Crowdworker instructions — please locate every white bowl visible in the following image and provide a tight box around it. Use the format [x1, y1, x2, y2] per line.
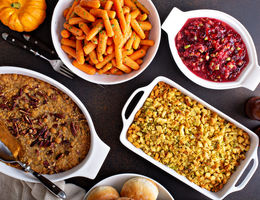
[84, 173, 174, 200]
[0, 66, 110, 182]
[162, 7, 260, 91]
[51, 0, 161, 85]
[120, 76, 259, 200]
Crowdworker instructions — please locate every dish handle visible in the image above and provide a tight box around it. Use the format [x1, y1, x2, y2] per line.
[73, 133, 110, 180]
[162, 7, 184, 34]
[231, 151, 258, 193]
[121, 86, 147, 123]
[241, 65, 260, 91]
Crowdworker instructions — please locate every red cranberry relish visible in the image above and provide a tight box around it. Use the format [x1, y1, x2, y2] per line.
[175, 17, 249, 82]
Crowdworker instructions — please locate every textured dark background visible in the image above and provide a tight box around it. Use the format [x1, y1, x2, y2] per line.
[0, 0, 259, 199]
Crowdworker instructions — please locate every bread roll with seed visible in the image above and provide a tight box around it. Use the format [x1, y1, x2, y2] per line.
[86, 186, 119, 200]
[120, 177, 159, 200]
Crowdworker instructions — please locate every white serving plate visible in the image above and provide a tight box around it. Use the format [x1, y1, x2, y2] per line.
[51, 0, 161, 85]
[0, 66, 110, 182]
[84, 173, 174, 200]
[120, 76, 259, 200]
[162, 7, 260, 91]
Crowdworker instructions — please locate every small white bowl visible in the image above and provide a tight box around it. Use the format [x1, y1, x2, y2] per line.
[51, 0, 161, 85]
[84, 173, 174, 200]
[162, 7, 260, 91]
[0, 66, 110, 183]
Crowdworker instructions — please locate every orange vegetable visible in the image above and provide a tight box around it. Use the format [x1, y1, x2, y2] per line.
[63, 7, 70, 18]
[61, 30, 71, 38]
[104, 0, 113, 10]
[139, 21, 152, 31]
[97, 31, 108, 62]
[114, 0, 127, 34]
[140, 39, 154, 46]
[131, 19, 145, 39]
[66, 0, 80, 20]
[69, 17, 88, 25]
[83, 42, 97, 55]
[124, 0, 137, 10]
[111, 19, 123, 47]
[61, 38, 76, 48]
[76, 40, 85, 64]
[61, 45, 76, 58]
[98, 62, 113, 74]
[72, 60, 97, 75]
[74, 5, 96, 22]
[85, 19, 104, 41]
[0, 0, 46, 32]
[80, 0, 100, 8]
[129, 48, 146, 60]
[89, 50, 99, 64]
[64, 23, 83, 36]
[96, 53, 115, 69]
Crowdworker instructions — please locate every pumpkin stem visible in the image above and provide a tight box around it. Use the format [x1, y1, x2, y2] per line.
[11, 2, 21, 9]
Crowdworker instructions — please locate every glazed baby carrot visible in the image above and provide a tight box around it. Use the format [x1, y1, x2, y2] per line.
[83, 42, 97, 55]
[111, 19, 124, 47]
[97, 31, 108, 62]
[61, 45, 76, 58]
[74, 5, 96, 22]
[76, 35, 86, 40]
[61, 30, 71, 38]
[107, 37, 113, 45]
[116, 63, 132, 73]
[64, 23, 83, 36]
[137, 13, 147, 21]
[63, 7, 70, 18]
[69, 17, 88, 25]
[129, 48, 146, 60]
[104, 0, 113, 10]
[89, 50, 99, 64]
[80, 0, 101, 8]
[98, 62, 113, 74]
[72, 60, 97, 75]
[61, 38, 76, 48]
[96, 53, 115, 69]
[114, 0, 127, 34]
[136, 58, 143, 65]
[66, 0, 80, 20]
[130, 19, 145, 39]
[125, 32, 135, 50]
[139, 21, 152, 31]
[130, 9, 140, 19]
[124, 0, 137, 10]
[123, 53, 140, 70]
[86, 19, 104, 41]
[133, 0, 149, 14]
[79, 22, 90, 35]
[76, 40, 85, 64]
[133, 34, 140, 49]
[140, 39, 154, 46]
[115, 46, 123, 67]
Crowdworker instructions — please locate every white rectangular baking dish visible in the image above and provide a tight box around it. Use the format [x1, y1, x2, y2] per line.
[120, 76, 259, 200]
[0, 66, 110, 182]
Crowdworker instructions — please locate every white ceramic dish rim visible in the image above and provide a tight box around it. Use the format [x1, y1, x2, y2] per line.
[84, 173, 174, 200]
[120, 76, 259, 200]
[0, 66, 110, 183]
[162, 7, 260, 91]
[51, 0, 161, 85]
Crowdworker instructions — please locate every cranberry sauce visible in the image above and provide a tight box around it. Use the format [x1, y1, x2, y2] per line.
[175, 17, 249, 82]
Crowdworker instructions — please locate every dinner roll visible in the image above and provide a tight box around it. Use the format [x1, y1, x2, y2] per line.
[120, 177, 159, 200]
[86, 186, 119, 200]
[116, 198, 134, 200]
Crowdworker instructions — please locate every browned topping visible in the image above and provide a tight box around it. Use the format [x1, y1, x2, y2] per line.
[0, 74, 91, 174]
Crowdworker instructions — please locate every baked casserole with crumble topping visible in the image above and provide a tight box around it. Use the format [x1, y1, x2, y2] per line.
[127, 82, 250, 192]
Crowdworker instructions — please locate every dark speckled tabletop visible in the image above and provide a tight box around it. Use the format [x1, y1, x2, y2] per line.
[0, 0, 259, 199]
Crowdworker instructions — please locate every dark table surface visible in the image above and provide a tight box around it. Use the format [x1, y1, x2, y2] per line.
[0, 0, 259, 199]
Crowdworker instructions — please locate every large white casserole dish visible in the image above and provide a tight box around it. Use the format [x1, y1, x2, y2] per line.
[0, 66, 110, 182]
[120, 76, 259, 200]
[51, 0, 161, 85]
[162, 7, 260, 91]
[84, 173, 174, 200]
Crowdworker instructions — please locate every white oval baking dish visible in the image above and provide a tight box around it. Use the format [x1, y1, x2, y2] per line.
[0, 66, 110, 183]
[162, 7, 260, 91]
[84, 173, 174, 200]
[120, 76, 259, 200]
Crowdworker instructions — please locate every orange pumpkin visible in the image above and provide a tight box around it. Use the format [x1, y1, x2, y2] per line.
[0, 0, 46, 32]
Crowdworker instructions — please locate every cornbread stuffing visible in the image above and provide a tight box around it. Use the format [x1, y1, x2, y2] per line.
[127, 82, 250, 192]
